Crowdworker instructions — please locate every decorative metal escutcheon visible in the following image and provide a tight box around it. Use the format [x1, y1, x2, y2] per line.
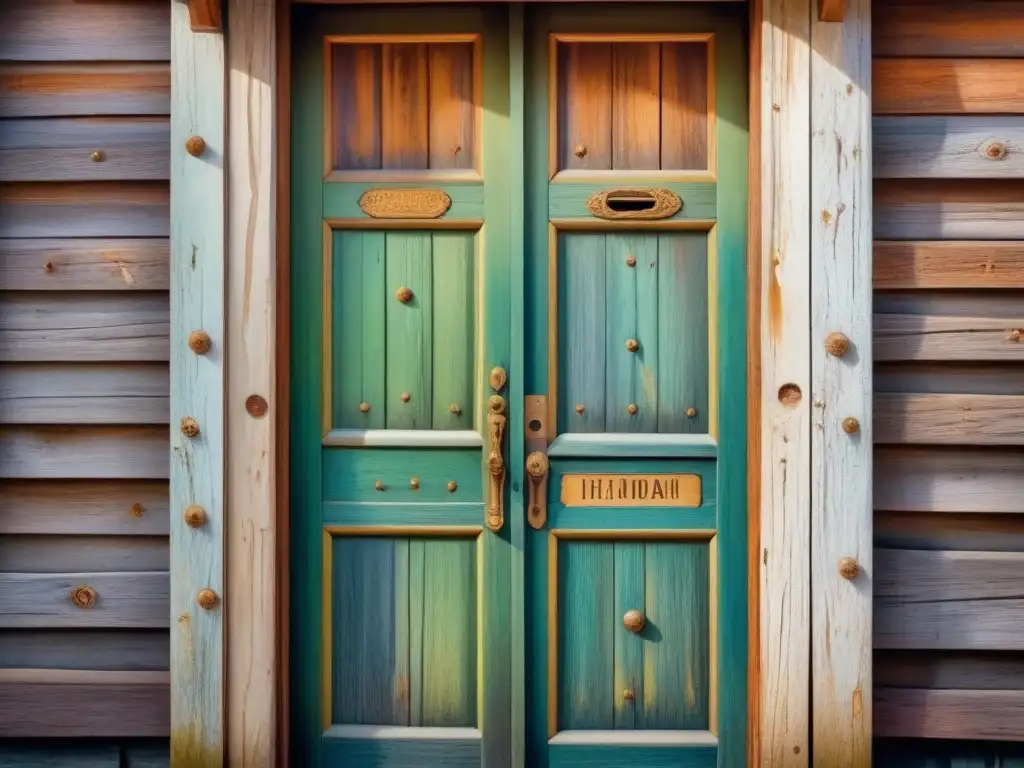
[586, 188, 682, 221]
[358, 189, 452, 219]
[485, 395, 507, 533]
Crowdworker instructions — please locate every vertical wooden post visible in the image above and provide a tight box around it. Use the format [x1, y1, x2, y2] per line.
[170, 1, 226, 765]
[810, 0, 873, 762]
[226, 0, 278, 764]
[758, 0, 812, 764]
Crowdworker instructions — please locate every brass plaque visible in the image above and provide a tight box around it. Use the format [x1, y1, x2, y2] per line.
[358, 189, 452, 219]
[560, 473, 701, 508]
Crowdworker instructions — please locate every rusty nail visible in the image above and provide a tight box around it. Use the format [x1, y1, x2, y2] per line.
[375, 480, 384, 491]
[185, 136, 206, 157]
[626, 403, 638, 415]
[180, 417, 200, 438]
[90, 150, 106, 162]
[625, 339, 640, 353]
[626, 255, 637, 267]
[400, 392, 411, 403]
[70, 586, 97, 609]
[184, 505, 207, 528]
[197, 589, 218, 610]
[838, 557, 860, 581]
[188, 330, 212, 355]
[359, 402, 370, 413]
[686, 407, 698, 418]
[410, 477, 420, 490]
[575, 404, 585, 414]
[130, 502, 145, 518]
[825, 332, 851, 358]
[395, 286, 414, 304]
[246, 394, 268, 419]
[447, 480, 457, 493]
[842, 417, 860, 434]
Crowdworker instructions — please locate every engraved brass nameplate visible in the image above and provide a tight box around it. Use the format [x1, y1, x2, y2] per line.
[358, 189, 452, 219]
[560, 473, 701, 508]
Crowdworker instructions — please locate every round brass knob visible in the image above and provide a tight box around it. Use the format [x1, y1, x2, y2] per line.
[625, 339, 640, 353]
[180, 417, 200, 438]
[449, 403, 461, 415]
[395, 286, 413, 303]
[410, 477, 420, 490]
[375, 480, 384, 491]
[185, 136, 206, 157]
[90, 150, 106, 163]
[188, 330, 212, 355]
[575, 404, 585, 414]
[626, 403, 638, 415]
[686, 407, 698, 418]
[447, 480, 457, 493]
[625, 255, 636, 267]
[842, 417, 860, 434]
[184, 504, 207, 528]
[197, 589, 218, 610]
[825, 332, 851, 358]
[623, 689, 636, 702]
[838, 557, 860, 581]
[359, 402, 370, 413]
[574, 145, 587, 159]
[622, 609, 645, 633]
[70, 586, 97, 609]
[400, 392, 411, 403]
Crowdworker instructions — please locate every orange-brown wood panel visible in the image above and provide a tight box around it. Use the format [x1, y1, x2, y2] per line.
[874, 241, 1024, 290]
[380, 43, 429, 169]
[0, 64, 170, 117]
[874, 59, 1024, 115]
[873, 0, 1024, 58]
[612, 42, 661, 169]
[428, 43, 475, 171]
[661, 42, 708, 171]
[558, 42, 613, 171]
[875, 688, 1024, 741]
[332, 44, 381, 171]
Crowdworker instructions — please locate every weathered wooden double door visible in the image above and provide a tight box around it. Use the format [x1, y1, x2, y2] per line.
[290, 3, 747, 766]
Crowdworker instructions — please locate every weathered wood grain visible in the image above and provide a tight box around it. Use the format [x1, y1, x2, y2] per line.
[873, 0, 1024, 58]
[0, 64, 171, 118]
[0, 238, 170, 291]
[0, 363, 169, 424]
[0, 572, 169, 629]
[0, 536, 168, 574]
[875, 688, 1024, 741]
[0, 0, 170, 62]
[874, 59, 1024, 115]
[875, 363, 1024, 396]
[810, 1, 872, 760]
[170, 1, 225, 763]
[759, 0, 812, 763]
[0, 630, 169, 671]
[874, 315, 1024, 363]
[873, 241, 1024, 290]
[0, 426, 168, 480]
[0, 183, 170, 239]
[559, 42, 612, 171]
[875, 394, 1024, 445]
[874, 446, 1024, 514]
[0, 118, 170, 182]
[876, 511, 1024, 553]
[0, 669, 169, 737]
[612, 42, 660, 170]
[874, 117, 1024, 179]
[875, 650, 1024, 690]
[0, 480, 169, 535]
[0, 292, 170, 362]
[874, 180, 1024, 240]
[226, 0, 278, 761]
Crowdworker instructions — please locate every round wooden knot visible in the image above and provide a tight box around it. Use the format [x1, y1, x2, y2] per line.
[686, 407, 698, 418]
[184, 504, 207, 528]
[575, 404, 585, 414]
[825, 332, 851, 358]
[395, 286, 414, 304]
[185, 135, 206, 157]
[1009, 328, 1022, 343]
[90, 150, 106, 163]
[842, 416, 860, 434]
[778, 383, 803, 407]
[359, 402, 370, 413]
[130, 502, 145, 518]
[180, 417, 200, 438]
[623, 689, 636, 702]
[983, 140, 1007, 160]
[375, 480, 385, 491]
[625, 339, 640, 353]
[626, 403, 638, 415]
[574, 145, 587, 159]
[625, 255, 637, 267]
[400, 392, 411, 403]
[838, 557, 860, 581]
[196, 589, 218, 610]
[43, 261, 55, 273]
[246, 394, 268, 419]
[622, 609, 645, 633]
[410, 477, 420, 490]
[453, 144, 462, 156]
[188, 330, 212, 355]
[70, 585, 97, 609]
[448, 403, 461, 415]
[447, 480, 458, 493]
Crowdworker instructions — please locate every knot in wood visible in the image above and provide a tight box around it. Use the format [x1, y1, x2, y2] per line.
[70, 585, 97, 609]
[625, 338, 640, 353]
[447, 480, 458, 493]
[395, 286, 414, 304]
[188, 330, 212, 355]
[184, 504, 207, 528]
[778, 383, 803, 407]
[43, 261, 55, 273]
[574, 144, 587, 159]
[842, 416, 860, 434]
[825, 332, 851, 357]
[246, 394, 268, 419]
[983, 140, 1007, 160]
[686, 407, 698, 418]
[185, 135, 206, 158]
[838, 557, 860, 581]
[197, 589, 218, 610]
[130, 502, 145, 518]
[1009, 328, 1022, 343]
[448, 403, 461, 415]
[622, 609, 645, 633]
[626, 255, 637, 267]
[180, 417, 200, 438]
[90, 150, 106, 163]
[626, 403, 638, 415]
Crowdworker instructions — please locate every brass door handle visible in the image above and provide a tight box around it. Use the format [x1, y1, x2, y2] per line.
[486, 395, 507, 532]
[526, 452, 549, 530]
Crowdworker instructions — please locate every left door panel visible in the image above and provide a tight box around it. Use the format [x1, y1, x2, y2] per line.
[290, 6, 513, 766]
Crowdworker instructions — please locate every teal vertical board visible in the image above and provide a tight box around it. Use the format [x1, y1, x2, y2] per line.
[559, 542, 614, 730]
[642, 543, 709, 730]
[561, 234, 606, 433]
[334, 231, 386, 429]
[431, 232, 475, 431]
[419, 539, 477, 727]
[333, 537, 410, 726]
[605, 234, 659, 433]
[612, 542, 644, 729]
[409, 539, 425, 727]
[386, 232, 433, 428]
[656, 233, 709, 434]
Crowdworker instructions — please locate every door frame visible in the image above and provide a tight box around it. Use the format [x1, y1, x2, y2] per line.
[212, 0, 875, 764]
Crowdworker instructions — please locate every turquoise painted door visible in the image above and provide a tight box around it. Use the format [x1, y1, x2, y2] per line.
[291, 4, 747, 767]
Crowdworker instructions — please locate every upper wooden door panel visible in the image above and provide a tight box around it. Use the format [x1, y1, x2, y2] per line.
[553, 35, 714, 179]
[326, 35, 481, 179]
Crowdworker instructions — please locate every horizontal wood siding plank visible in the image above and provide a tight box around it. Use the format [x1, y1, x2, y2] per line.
[0, 426, 168, 479]
[875, 688, 1024, 740]
[0, 238, 170, 291]
[876, 511, 1024, 553]
[874, 393, 1024, 445]
[875, 363, 1024, 396]
[0, 0, 169, 61]
[0, 745, 121, 767]
[0, 64, 170, 118]
[876, 598, 1024, 651]
[874, 180, 1024, 240]
[873, 0, 1024, 58]
[0, 480, 169, 535]
[0, 572, 169, 629]
[874, 59, 1024, 115]
[873, 116, 1024, 178]
[873, 241, 1024, 290]
[0, 363, 169, 424]
[0, 118, 170, 182]
[0, 669, 169, 737]
[0, 292, 170, 362]
[875, 650, 1024, 690]
[0, 183, 170, 238]
[0, 629, 169, 671]
[874, 447, 1024, 513]
[0, 536, 169, 573]
[875, 548, 1024, 602]
[874, 314, 1024, 362]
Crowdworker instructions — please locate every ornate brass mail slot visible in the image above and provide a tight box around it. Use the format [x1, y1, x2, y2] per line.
[560, 473, 701, 508]
[585, 188, 682, 220]
[358, 189, 452, 219]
